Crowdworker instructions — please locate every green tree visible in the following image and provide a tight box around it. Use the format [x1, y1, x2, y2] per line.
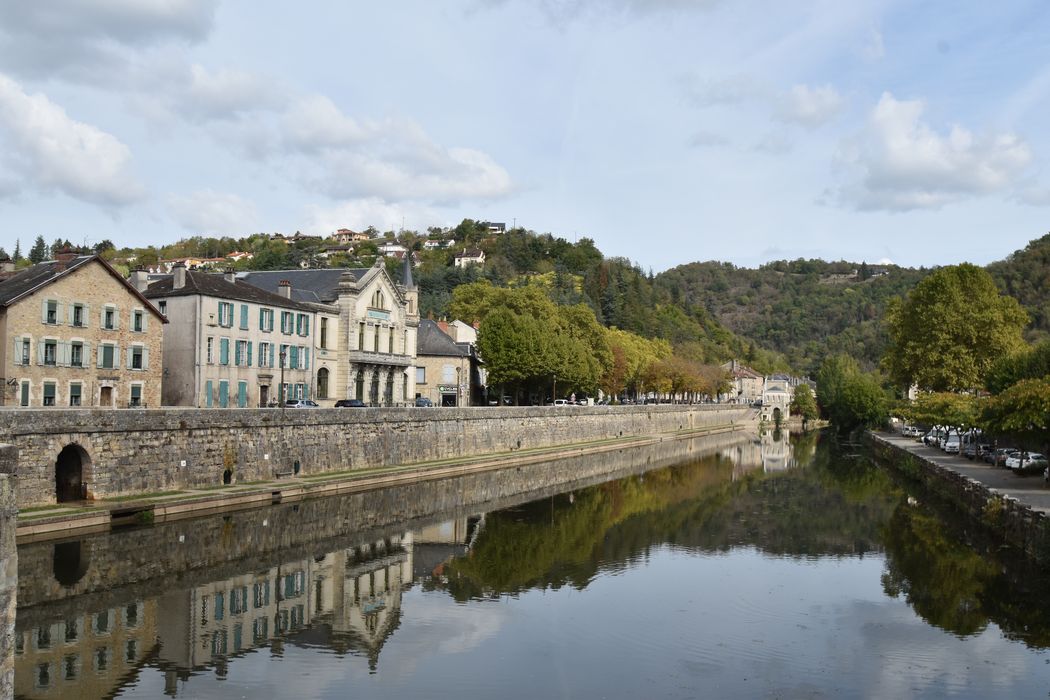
[28, 235, 48, 263]
[12, 239, 21, 262]
[980, 378, 1050, 454]
[790, 384, 818, 423]
[816, 354, 887, 431]
[883, 263, 1028, 392]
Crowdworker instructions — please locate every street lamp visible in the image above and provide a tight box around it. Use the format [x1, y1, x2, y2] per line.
[279, 349, 287, 409]
[552, 373, 557, 405]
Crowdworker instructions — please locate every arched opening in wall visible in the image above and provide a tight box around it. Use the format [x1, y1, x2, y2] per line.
[317, 368, 329, 400]
[53, 540, 89, 587]
[773, 407, 783, 426]
[55, 444, 90, 503]
[223, 469, 233, 485]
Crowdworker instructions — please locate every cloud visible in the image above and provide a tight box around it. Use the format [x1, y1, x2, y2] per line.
[168, 190, 259, 234]
[753, 130, 793, 154]
[683, 74, 764, 108]
[183, 64, 287, 121]
[776, 84, 843, 128]
[476, 0, 721, 21]
[688, 130, 730, 148]
[0, 73, 144, 206]
[835, 92, 1032, 211]
[863, 27, 885, 61]
[282, 99, 513, 204]
[303, 198, 437, 235]
[1014, 182, 1050, 206]
[0, 0, 218, 79]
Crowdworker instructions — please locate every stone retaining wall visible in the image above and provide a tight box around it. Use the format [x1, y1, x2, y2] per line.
[0, 445, 17, 700]
[0, 405, 752, 507]
[870, 434, 1050, 562]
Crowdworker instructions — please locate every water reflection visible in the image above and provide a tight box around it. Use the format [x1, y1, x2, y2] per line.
[12, 431, 1050, 698]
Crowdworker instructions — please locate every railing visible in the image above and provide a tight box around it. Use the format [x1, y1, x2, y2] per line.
[346, 350, 413, 367]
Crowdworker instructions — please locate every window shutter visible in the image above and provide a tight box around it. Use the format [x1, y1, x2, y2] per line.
[247, 342, 253, 367]
[97, 346, 104, 368]
[305, 316, 310, 336]
[37, 341, 45, 365]
[12, 337, 20, 365]
[259, 307, 265, 330]
[143, 347, 149, 370]
[83, 303, 91, 328]
[127, 347, 134, 369]
[83, 342, 91, 367]
[56, 302, 65, 325]
[114, 309, 120, 330]
[141, 312, 148, 332]
[58, 341, 70, 367]
[67, 304, 75, 324]
[240, 304, 248, 329]
[113, 347, 120, 368]
[41, 300, 49, 323]
[305, 348, 310, 370]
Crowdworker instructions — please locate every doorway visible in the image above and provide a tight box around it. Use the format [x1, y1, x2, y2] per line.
[100, 386, 113, 407]
[56, 444, 88, 503]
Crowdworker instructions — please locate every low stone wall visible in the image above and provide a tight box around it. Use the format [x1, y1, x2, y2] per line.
[870, 434, 1050, 562]
[0, 445, 17, 700]
[0, 405, 752, 507]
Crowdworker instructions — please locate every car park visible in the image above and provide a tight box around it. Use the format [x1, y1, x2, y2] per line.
[334, 399, 366, 408]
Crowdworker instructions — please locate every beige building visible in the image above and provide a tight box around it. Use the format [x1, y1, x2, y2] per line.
[720, 360, 764, 404]
[241, 257, 419, 406]
[414, 319, 483, 406]
[0, 253, 165, 409]
[140, 265, 339, 407]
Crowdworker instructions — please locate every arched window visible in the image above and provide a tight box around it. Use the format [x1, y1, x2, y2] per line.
[371, 289, 385, 309]
[317, 367, 329, 399]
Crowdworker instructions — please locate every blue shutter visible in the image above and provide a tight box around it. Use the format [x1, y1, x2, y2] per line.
[247, 342, 253, 367]
[219, 381, 229, 408]
[205, 380, 213, 408]
[238, 381, 248, 408]
[220, 338, 229, 365]
[240, 305, 248, 330]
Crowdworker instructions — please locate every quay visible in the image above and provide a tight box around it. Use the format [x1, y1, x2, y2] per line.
[871, 432, 1050, 561]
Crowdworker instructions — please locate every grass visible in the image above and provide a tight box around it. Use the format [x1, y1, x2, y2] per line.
[102, 491, 184, 502]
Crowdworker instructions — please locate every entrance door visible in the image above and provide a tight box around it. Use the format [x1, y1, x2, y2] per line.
[260, 385, 269, 407]
[55, 445, 84, 502]
[100, 386, 113, 407]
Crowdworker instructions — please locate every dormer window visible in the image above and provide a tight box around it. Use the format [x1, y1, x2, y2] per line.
[371, 290, 385, 309]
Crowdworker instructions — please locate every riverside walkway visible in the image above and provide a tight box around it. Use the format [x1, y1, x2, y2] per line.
[877, 432, 1050, 513]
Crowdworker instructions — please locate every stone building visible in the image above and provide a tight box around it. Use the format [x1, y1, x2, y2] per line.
[140, 265, 339, 407]
[720, 360, 764, 404]
[760, 373, 794, 423]
[414, 319, 484, 407]
[0, 253, 165, 409]
[240, 257, 419, 406]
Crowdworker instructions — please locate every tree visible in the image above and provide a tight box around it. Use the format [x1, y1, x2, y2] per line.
[790, 384, 818, 424]
[816, 354, 887, 432]
[883, 264, 1028, 392]
[12, 239, 21, 262]
[28, 235, 48, 263]
[980, 378, 1050, 454]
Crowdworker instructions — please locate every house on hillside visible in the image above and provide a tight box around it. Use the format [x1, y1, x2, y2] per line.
[0, 252, 166, 408]
[454, 249, 485, 268]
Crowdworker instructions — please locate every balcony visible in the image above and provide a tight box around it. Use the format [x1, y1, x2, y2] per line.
[346, 350, 412, 367]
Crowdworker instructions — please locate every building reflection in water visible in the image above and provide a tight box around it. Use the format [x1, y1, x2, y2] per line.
[721, 428, 798, 477]
[13, 520, 483, 698]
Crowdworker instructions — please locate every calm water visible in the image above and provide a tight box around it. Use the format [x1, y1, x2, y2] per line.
[14, 431, 1050, 699]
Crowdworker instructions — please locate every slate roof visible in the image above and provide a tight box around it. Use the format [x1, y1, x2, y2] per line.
[238, 268, 370, 304]
[0, 255, 166, 320]
[143, 269, 324, 312]
[417, 319, 470, 357]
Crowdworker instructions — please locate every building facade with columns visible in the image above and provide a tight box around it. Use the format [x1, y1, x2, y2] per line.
[140, 265, 340, 407]
[239, 257, 419, 406]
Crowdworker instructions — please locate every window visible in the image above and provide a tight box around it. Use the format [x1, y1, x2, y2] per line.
[130, 346, 144, 370]
[253, 582, 270, 608]
[206, 337, 214, 364]
[219, 338, 230, 366]
[259, 308, 274, 332]
[279, 344, 289, 368]
[72, 304, 84, 327]
[259, 342, 270, 368]
[43, 383, 55, 406]
[69, 383, 82, 407]
[218, 302, 234, 327]
[371, 289, 385, 309]
[132, 310, 144, 332]
[214, 594, 225, 622]
[416, 366, 426, 384]
[239, 304, 249, 330]
[317, 368, 329, 399]
[158, 300, 166, 317]
[20, 338, 30, 365]
[20, 381, 29, 407]
[388, 329, 394, 354]
[103, 307, 115, 330]
[218, 380, 229, 408]
[95, 611, 109, 635]
[288, 345, 298, 369]
[100, 344, 115, 369]
[43, 340, 57, 366]
[280, 311, 293, 335]
[130, 384, 142, 407]
[320, 318, 328, 348]
[205, 380, 213, 408]
[373, 327, 380, 353]
[296, 313, 309, 336]
[358, 322, 365, 350]
[235, 340, 248, 366]
[45, 300, 58, 325]
[70, 342, 83, 368]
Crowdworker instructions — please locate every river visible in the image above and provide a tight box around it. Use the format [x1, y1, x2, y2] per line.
[11, 430, 1050, 698]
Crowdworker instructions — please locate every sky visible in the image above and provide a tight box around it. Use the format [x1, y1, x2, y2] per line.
[0, 0, 1048, 272]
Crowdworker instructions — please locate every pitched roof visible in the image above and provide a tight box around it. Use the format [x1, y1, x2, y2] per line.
[417, 319, 470, 357]
[143, 269, 325, 312]
[0, 255, 166, 321]
[238, 268, 370, 303]
[455, 249, 484, 258]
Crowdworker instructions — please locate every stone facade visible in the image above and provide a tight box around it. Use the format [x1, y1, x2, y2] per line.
[0, 256, 165, 409]
[0, 405, 752, 507]
[0, 445, 17, 700]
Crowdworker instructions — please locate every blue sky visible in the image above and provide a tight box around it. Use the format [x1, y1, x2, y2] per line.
[0, 0, 1048, 271]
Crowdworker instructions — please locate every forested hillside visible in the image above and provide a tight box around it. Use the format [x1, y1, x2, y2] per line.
[987, 233, 1050, 343]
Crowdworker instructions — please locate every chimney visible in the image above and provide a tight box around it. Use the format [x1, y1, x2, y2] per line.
[53, 247, 78, 272]
[130, 267, 150, 292]
[173, 262, 187, 290]
[224, 267, 236, 284]
[278, 280, 292, 299]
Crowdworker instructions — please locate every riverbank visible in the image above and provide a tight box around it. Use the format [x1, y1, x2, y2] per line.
[17, 421, 746, 542]
[870, 432, 1050, 562]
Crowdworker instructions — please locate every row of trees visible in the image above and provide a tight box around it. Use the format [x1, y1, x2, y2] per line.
[448, 281, 731, 403]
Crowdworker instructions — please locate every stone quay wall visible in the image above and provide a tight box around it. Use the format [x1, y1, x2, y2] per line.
[16, 428, 750, 619]
[0, 404, 753, 507]
[0, 445, 17, 700]
[870, 434, 1050, 563]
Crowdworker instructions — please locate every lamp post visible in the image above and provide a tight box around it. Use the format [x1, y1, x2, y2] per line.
[279, 349, 287, 409]
[552, 373, 557, 405]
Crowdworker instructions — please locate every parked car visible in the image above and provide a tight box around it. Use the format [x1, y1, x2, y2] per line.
[962, 443, 978, 459]
[1007, 452, 1046, 473]
[414, 397, 433, 407]
[285, 399, 320, 408]
[987, 448, 1016, 467]
[943, 436, 961, 454]
[553, 399, 569, 406]
[334, 399, 366, 408]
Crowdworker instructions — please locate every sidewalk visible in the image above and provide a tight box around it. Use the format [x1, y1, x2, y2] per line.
[877, 433, 1050, 514]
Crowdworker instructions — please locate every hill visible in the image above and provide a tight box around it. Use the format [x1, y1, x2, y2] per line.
[987, 233, 1050, 343]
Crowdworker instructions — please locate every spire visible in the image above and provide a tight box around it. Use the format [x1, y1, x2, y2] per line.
[402, 251, 415, 289]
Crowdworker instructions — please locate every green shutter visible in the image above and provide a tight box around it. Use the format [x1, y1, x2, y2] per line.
[219, 381, 229, 408]
[304, 316, 310, 336]
[289, 346, 298, 368]
[205, 380, 213, 407]
[240, 304, 248, 330]
[220, 338, 229, 365]
[304, 347, 310, 370]
[247, 342, 253, 367]
[270, 344, 275, 367]
[259, 307, 265, 330]
[235, 341, 242, 366]
[238, 381, 248, 408]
